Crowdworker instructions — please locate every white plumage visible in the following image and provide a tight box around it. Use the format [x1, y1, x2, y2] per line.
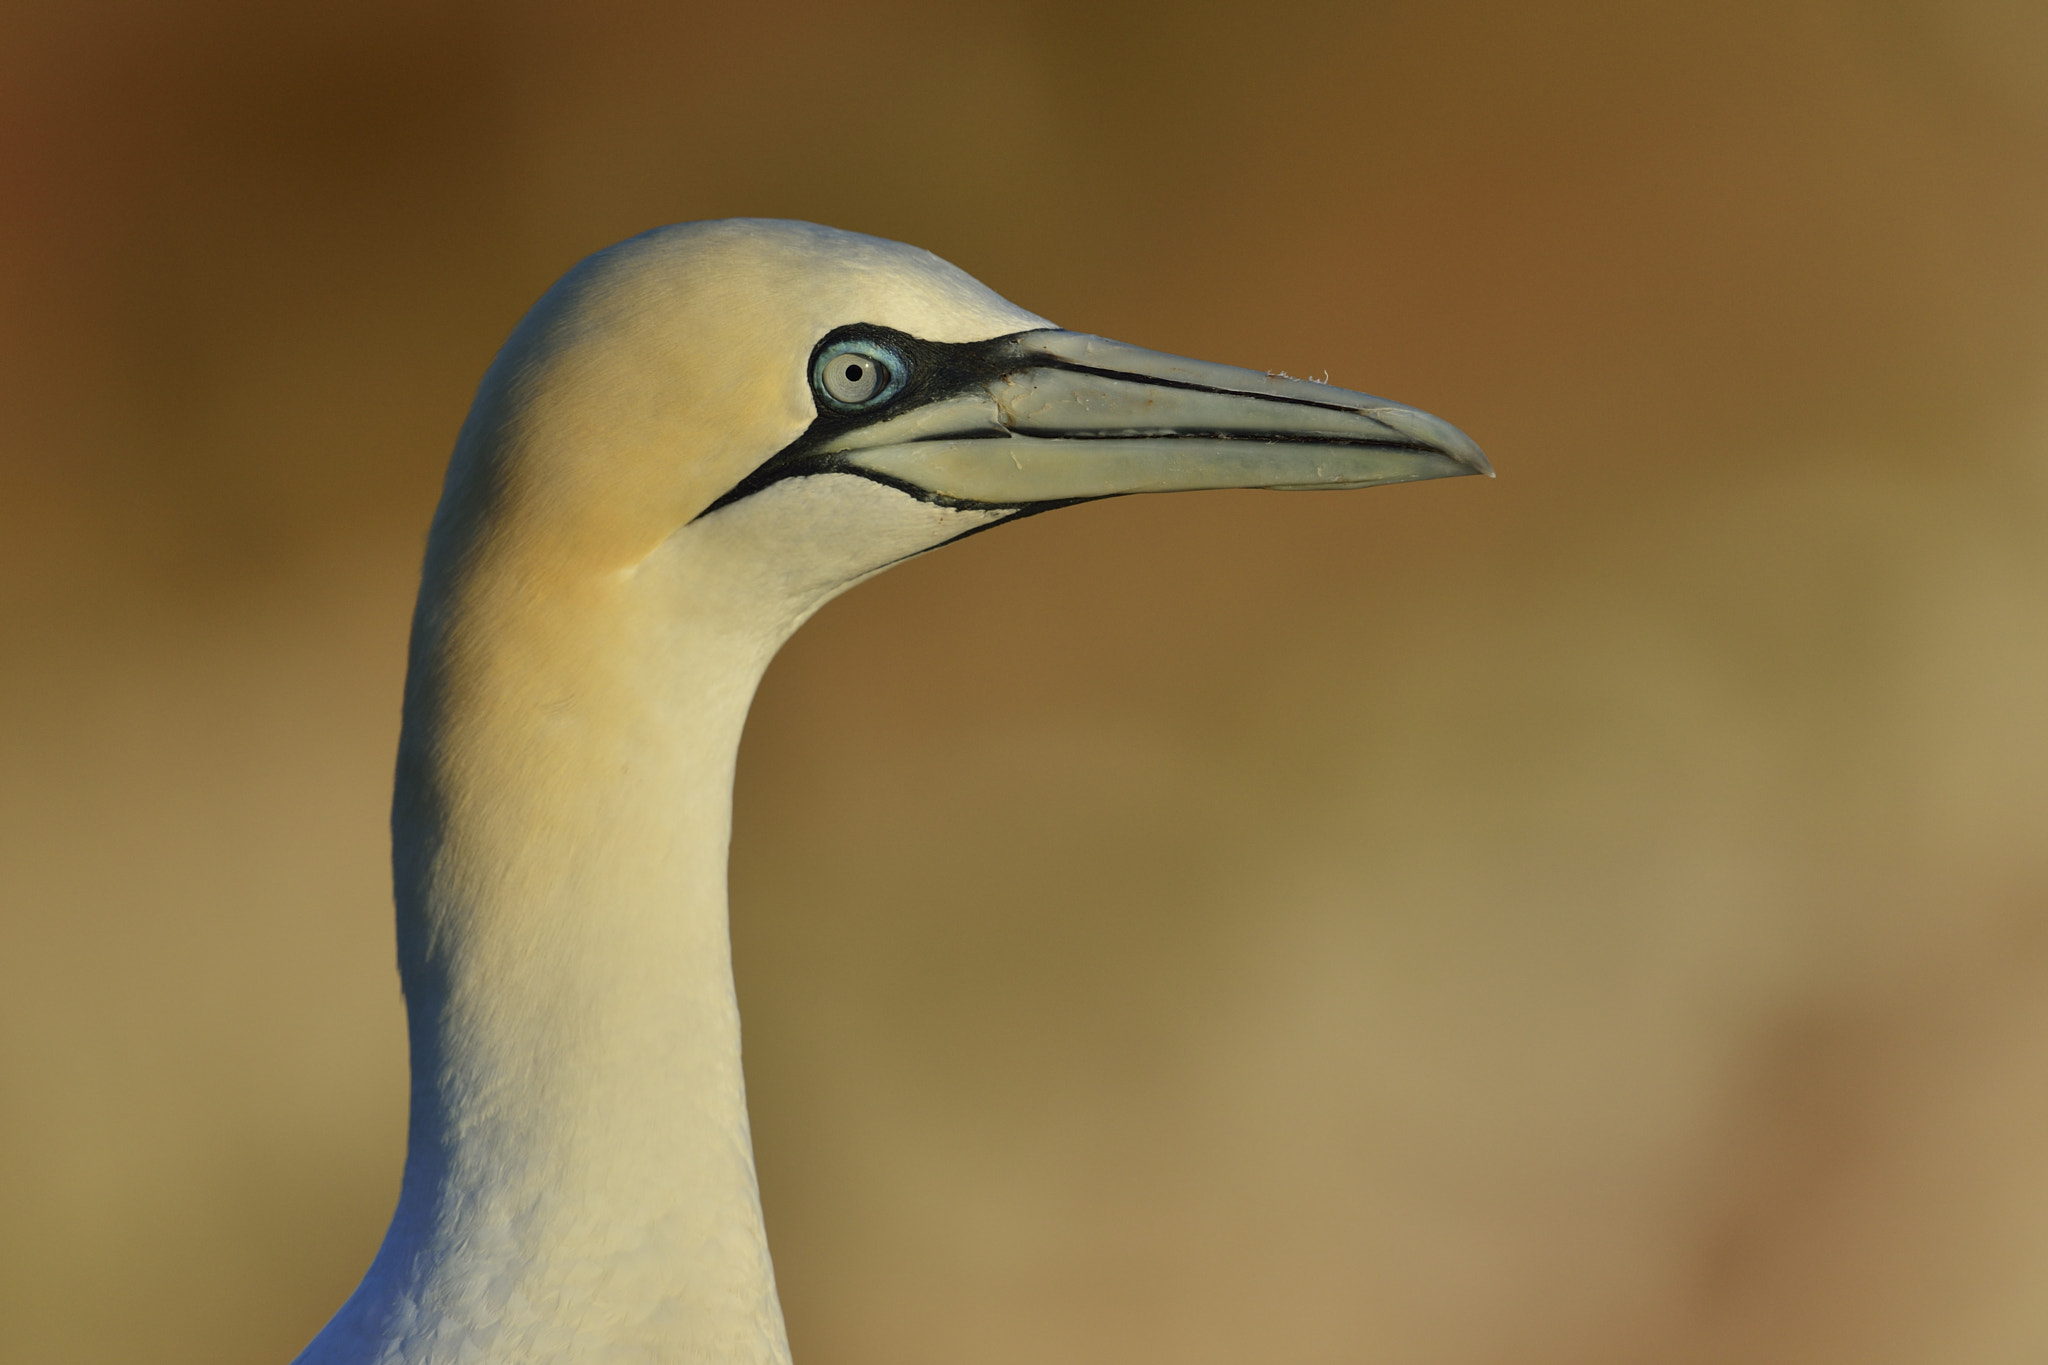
[295, 219, 1486, 1364]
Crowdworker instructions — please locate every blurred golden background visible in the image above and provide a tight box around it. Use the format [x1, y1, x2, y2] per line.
[4, 2, 2047, 1362]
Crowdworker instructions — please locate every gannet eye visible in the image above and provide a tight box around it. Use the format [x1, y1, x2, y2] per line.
[813, 338, 907, 412]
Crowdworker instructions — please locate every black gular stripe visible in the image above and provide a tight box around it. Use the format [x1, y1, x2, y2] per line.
[695, 323, 1436, 519]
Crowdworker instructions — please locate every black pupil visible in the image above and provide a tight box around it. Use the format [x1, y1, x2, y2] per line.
[844, 362, 865, 383]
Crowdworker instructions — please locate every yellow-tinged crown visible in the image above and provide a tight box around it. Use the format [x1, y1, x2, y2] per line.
[433, 219, 1051, 574]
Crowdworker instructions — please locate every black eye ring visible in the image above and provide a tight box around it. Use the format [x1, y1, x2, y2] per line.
[812, 337, 909, 412]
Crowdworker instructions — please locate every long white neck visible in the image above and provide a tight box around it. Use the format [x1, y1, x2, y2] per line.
[302, 517, 802, 1364]
[298, 470, 1000, 1365]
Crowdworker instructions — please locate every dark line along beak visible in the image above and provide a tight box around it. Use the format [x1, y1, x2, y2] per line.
[821, 329, 1491, 505]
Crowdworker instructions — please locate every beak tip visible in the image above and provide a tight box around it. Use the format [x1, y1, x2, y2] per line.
[1442, 430, 1492, 480]
[1364, 403, 1491, 481]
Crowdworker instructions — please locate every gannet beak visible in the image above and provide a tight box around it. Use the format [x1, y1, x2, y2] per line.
[702, 328, 1490, 517]
[833, 329, 1488, 505]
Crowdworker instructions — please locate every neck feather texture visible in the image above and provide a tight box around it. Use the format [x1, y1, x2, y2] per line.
[301, 513, 836, 1365]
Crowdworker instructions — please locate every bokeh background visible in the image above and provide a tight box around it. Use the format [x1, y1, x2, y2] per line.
[5, 2, 2048, 1362]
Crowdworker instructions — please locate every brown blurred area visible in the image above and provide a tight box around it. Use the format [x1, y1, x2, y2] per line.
[4, 1, 2047, 1361]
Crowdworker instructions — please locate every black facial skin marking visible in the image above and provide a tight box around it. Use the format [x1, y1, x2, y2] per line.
[697, 324, 1057, 520]
[695, 321, 1443, 523]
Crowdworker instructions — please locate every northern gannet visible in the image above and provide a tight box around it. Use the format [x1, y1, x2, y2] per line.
[295, 219, 1489, 1365]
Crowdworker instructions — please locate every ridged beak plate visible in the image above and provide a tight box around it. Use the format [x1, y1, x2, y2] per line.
[825, 329, 1489, 505]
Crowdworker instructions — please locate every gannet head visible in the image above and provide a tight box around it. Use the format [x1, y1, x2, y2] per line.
[428, 218, 1488, 615]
